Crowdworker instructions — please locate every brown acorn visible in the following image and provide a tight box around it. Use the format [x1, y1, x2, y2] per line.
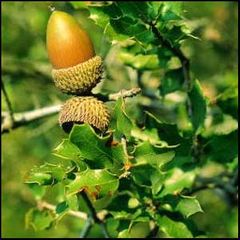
[46, 10, 103, 95]
[59, 97, 110, 133]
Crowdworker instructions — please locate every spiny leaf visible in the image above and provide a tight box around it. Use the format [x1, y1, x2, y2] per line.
[24, 163, 66, 186]
[69, 124, 127, 169]
[53, 139, 81, 161]
[69, 124, 113, 168]
[66, 169, 119, 200]
[145, 111, 183, 145]
[134, 141, 175, 169]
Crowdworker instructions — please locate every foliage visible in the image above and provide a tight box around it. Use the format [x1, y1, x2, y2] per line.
[2, 1, 238, 238]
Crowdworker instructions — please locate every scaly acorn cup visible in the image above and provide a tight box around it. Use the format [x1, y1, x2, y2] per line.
[59, 97, 110, 133]
[46, 10, 103, 95]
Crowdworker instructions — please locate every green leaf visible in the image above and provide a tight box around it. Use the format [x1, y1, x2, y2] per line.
[25, 208, 54, 231]
[118, 229, 131, 238]
[25, 163, 66, 186]
[118, 221, 150, 238]
[188, 80, 207, 133]
[160, 68, 184, 95]
[89, 4, 128, 42]
[119, 52, 159, 70]
[108, 191, 138, 210]
[28, 184, 46, 200]
[56, 201, 68, 215]
[114, 98, 134, 139]
[66, 169, 119, 200]
[175, 196, 203, 218]
[110, 208, 142, 221]
[69, 124, 113, 168]
[66, 194, 79, 211]
[156, 215, 193, 238]
[145, 111, 183, 145]
[69, 124, 127, 169]
[162, 195, 203, 218]
[159, 169, 195, 197]
[116, 2, 153, 20]
[131, 164, 163, 188]
[205, 130, 238, 163]
[53, 139, 81, 161]
[110, 17, 155, 43]
[134, 141, 175, 169]
[163, 2, 183, 15]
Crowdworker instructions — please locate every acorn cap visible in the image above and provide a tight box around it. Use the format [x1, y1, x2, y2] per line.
[52, 55, 103, 95]
[59, 97, 110, 133]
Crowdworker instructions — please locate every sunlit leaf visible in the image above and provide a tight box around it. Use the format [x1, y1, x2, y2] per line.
[156, 215, 193, 238]
[66, 169, 119, 200]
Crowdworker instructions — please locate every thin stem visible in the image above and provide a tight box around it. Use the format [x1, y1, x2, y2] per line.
[79, 217, 93, 238]
[148, 22, 193, 121]
[147, 225, 159, 238]
[37, 200, 88, 220]
[94, 87, 141, 102]
[79, 191, 110, 238]
[48, 5, 56, 12]
[1, 87, 141, 134]
[1, 79, 14, 124]
[99, 222, 110, 238]
[2, 104, 61, 134]
[149, 22, 191, 90]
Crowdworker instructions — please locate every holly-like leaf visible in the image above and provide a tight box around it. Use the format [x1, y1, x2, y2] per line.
[188, 80, 207, 133]
[89, 3, 128, 42]
[116, 2, 154, 20]
[66, 169, 119, 200]
[24, 163, 66, 186]
[25, 208, 54, 231]
[69, 124, 113, 168]
[134, 141, 175, 169]
[69, 124, 127, 169]
[145, 111, 183, 145]
[53, 139, 82, 161]
[156, 215, 193, 238]
[110, 16, 155, 44]
[131, 164, 163, 188]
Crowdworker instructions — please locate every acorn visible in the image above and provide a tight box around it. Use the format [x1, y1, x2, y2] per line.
[46, 10, 103, 95]
[59, 97, 110, 133]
